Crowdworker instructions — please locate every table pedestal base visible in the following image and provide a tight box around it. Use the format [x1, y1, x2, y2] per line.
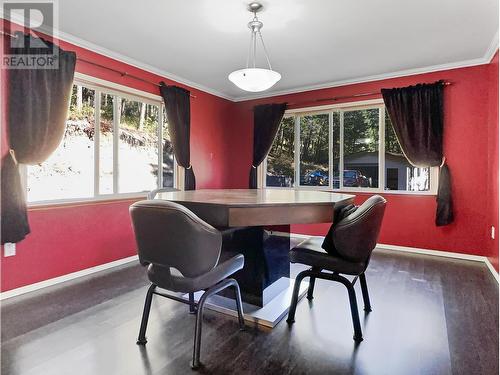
[219, 227, 291, 307]
[184, 276, 308, 328]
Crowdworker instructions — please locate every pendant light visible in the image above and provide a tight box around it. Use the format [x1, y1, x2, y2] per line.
[228, 2, 281, 92]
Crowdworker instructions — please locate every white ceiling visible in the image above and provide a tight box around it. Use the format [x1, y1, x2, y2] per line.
[57, 0, 498, 101]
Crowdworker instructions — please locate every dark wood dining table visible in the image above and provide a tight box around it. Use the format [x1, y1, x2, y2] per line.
[155, 188, 355, 327]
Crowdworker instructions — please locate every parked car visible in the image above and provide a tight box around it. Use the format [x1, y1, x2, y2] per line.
[303, 170, 329, 186]
[332, 170, 371, 188]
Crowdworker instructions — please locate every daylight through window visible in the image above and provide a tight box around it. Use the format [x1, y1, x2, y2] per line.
[264, 103, 434, 193]
[27, 81, 175, 203]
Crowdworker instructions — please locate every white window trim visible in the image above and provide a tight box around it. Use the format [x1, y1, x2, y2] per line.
[24, 74, 179, 207]
[260, 99, 439, 196]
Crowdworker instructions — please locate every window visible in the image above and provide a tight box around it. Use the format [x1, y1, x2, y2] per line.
[26, 79, 176, 203]
[27, 86, 96, 202]
[99, 92, 114, 194]
[384, 112, 430, 191]
[299, 114, 329, 186]
[266, 116, 295, 187]
[162, 108, 175, 188]
[344, 109, 379, 188]
[264, 100, 437, 194]
[118, 98, 160, 193]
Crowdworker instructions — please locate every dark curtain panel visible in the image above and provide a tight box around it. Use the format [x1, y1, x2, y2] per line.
[381, 81, 453, 226]
[1, 33, 76, 244]
[159, 83, 195, 190]
[249, 103, 287, 188]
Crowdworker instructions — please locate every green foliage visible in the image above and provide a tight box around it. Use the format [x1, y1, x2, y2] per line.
[267, 154, 294, 177]
[267, 108, 405, 179]
[68, 104, 94, 122]
[299, 114, 329, 164]
[101, 94, 114, 122]
[385, 113, 403, 154]
[267, 117, 294, 177]
[119, 99, 159, 136]
[269, 117, 294, 158]
[344, 109, 379, 155]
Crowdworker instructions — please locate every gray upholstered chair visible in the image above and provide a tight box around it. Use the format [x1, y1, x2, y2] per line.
[286, 195, 386, 342]
[129, 200, 245, 369]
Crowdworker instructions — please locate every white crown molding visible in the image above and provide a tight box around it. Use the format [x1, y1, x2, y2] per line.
[484, 30, 499, 63]
[232, 30, 499, 102]
[63, 30, 499, 103]
[1, 16, 233, 101]
[56, 29, 234, 101]
[233, 56, 493, 102]
[2, 17, 498, 103]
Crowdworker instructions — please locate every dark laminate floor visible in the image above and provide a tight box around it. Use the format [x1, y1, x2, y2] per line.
[1, 243, 498, 375]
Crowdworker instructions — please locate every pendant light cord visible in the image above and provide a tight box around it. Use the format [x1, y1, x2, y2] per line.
[257, 30, 272, 70]
[246, 28, 253, 68]
[245, 12, 273, 70]
[253, 27, 257, 68]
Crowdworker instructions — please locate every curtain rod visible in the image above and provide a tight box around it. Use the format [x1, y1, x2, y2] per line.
[0, 30, 197, 98]
[286, 81, 451, 108]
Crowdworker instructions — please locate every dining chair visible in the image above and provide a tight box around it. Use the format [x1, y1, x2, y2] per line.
[286, 195, 386, 342]
[129, 200, 245, 369]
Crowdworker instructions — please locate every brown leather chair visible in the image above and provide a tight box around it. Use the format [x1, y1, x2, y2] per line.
[286, 195, 386, 342]
[130, 200, 245, 369]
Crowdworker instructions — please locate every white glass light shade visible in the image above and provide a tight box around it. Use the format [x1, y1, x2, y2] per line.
[228, 68, 281, 92]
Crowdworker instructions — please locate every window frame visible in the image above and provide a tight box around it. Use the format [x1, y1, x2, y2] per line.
[261, 98, 439, 195]
[23, 72, 180, 207]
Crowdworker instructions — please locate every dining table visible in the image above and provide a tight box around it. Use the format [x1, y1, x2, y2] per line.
[155, 188, 355, 327]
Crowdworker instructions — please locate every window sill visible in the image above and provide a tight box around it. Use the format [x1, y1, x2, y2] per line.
[338, 189, 437, 197]
[262, 186, 437, 196]
[27, 192, 149, 210]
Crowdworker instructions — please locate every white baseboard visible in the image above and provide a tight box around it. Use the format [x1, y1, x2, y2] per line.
[375, 243, 485, 262]
[0, 255, 138, 300]
[485, 258, 499, 282]
[375, 243, 500, 282]
[2, 233, 499, 300]
[275, 231, 499, 283]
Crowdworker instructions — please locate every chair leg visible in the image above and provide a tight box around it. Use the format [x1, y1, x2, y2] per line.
[307, 277, 315, 300]
[359, 273, 372, 312]
[137, 284, 156, 345]
[189, 292, 196, 314]
[192, 291, 207, 370]
[191, 279, 242, 370]
[307, 267, 320, 300]
[342, 279, 363, 342]
[232, 281, 246, 330]
[286, 270, 311, 324]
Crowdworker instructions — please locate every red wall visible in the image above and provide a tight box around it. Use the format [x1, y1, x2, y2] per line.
[1, 18, 498, 292]
[1, 21, 233, 291]
[487, 51, 499, 271]
[227, 60, 499, 265]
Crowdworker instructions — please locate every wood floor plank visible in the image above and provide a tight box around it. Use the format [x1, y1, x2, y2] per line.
[1, 248, 498, 375]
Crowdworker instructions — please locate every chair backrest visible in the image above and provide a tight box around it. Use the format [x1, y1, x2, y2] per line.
[332, 195, 386, 263]
[129, 200, 222, 278]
